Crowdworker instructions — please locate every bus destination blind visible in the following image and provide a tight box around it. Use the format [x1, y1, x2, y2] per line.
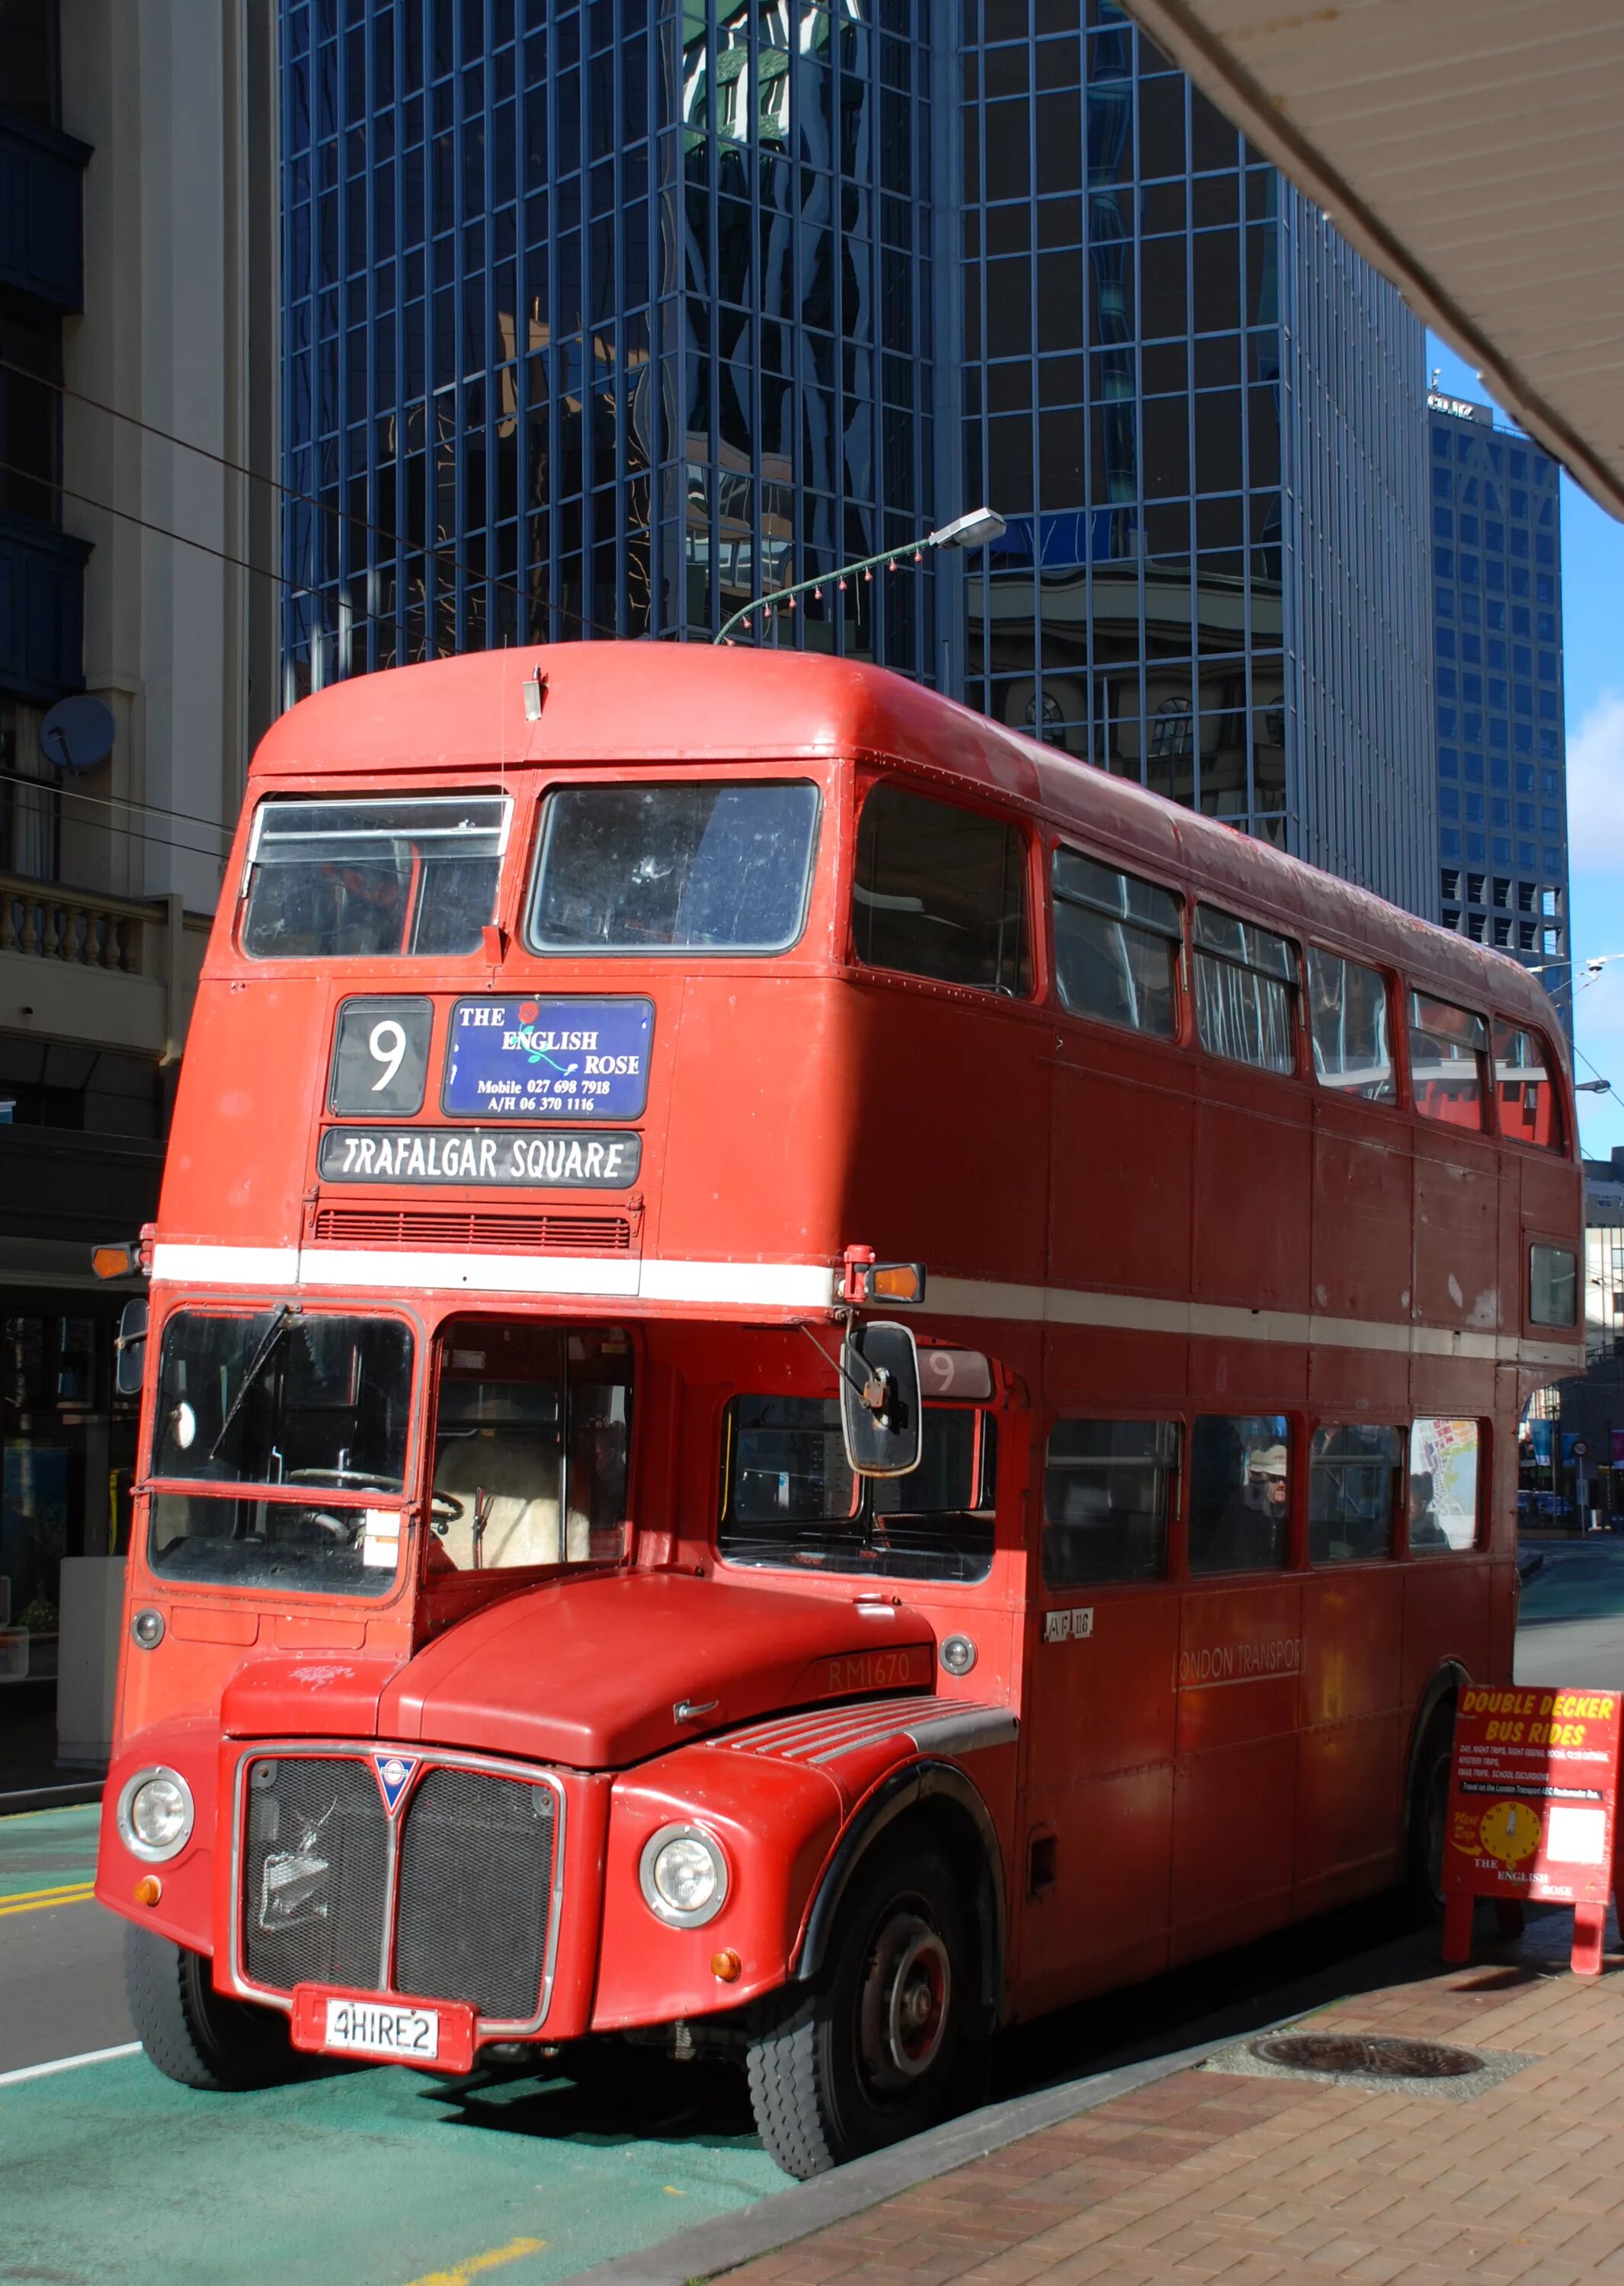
[318, 1125, 642, 1189]
[443, 996, 653, 1120]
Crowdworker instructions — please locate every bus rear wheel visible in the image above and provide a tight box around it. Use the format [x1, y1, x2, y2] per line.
[746, 1839, 967, 2179]
[1405, 1705, 1456, 1921]
[124, 1926, 304, 2092]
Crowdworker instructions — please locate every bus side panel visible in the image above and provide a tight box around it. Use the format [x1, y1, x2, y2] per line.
[1015, 1585, 1177, 2014]
[1192, 1068, 1311, 1313]
[158, 978, 327, 1244]
[1048, 1055, 1194, 1299]
[1309, 1114, 1413, 1327]
[1293, 1568, 1407, 1913]
[843, 986, 1051, 1290]
[1402, 1558, 1491, 1705]
[1171, 1579, 1303, 1958]
[1412, 1130, 1501, 1336]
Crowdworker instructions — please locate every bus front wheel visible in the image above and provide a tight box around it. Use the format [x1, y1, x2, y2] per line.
[746, 1838, 968, 2179]
[124, 1926, 304, 2092]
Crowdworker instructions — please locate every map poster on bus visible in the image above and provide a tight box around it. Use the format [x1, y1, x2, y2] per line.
[1442, 1684, 1622, 1976]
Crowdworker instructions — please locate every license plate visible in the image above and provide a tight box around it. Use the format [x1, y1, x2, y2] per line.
[324, 1998, 439, 2060]
[290, 1983, 476, 2073]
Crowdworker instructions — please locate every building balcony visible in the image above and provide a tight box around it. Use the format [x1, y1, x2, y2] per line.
[0, 511, 91, 706]
[0, 110, 91, 312]
[0, 872, 213, 1060]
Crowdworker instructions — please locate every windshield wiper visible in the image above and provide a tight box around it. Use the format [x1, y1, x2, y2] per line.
[208, 1305, 298, 1462]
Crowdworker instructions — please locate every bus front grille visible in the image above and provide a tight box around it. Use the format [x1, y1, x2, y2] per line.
[239, 1753, 558, 2028]
[395, 1768, 556, 2021]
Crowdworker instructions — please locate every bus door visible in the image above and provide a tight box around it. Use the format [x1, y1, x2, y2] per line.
[1171, 1414, 1305, 1961]
[1020, 1418, 1180, 2012]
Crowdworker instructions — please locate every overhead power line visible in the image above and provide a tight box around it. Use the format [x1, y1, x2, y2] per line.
[0, 353, 620, 643]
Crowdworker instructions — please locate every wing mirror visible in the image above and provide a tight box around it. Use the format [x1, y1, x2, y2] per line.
[839, 1320, 922, 1478]
[114, 1298, 149, 1398]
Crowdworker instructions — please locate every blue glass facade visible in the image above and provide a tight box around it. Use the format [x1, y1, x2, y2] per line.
[280, 0, 937, 696]
[959, 0, 1432, 913]
[1427, 395, 1568, 988]
[281, 0, 1436, 920]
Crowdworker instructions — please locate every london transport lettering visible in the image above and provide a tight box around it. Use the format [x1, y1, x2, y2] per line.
[1442, 1685, 1622, 1976]
[443, 997, 653, 1121]
[1177, 1636, 1304, 1686]
[317, 1125, 642, 1189]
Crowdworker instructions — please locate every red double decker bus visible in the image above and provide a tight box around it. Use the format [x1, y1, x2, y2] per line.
[98, 646, 1583, 2176]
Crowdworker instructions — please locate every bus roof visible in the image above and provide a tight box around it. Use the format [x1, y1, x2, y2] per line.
[254, 645, 1563, 1043]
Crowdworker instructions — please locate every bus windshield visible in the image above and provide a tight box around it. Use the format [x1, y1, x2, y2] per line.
[241, 793, 510, 958]
[527, 782, 819, 952]
[719, 1397, 995, 1583]
[152, 1308, 414, 1491]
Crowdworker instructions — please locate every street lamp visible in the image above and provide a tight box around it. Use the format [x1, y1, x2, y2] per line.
[713, 505, 1007, 648]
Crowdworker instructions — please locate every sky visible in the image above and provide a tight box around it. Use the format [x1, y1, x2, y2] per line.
[1427, 335, 1624, 1167]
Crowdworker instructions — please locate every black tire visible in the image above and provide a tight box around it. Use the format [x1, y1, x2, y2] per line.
[746, 1838, 969, 2179]
[1404, 1705, 1455, 1923]
[124, 1925, 303, 2092]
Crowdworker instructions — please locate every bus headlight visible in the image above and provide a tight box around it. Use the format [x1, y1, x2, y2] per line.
[639, 1823, 729, 1928]
[117, 1767, 194, 1862]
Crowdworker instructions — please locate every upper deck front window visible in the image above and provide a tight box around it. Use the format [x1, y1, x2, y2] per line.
[526, 782, 819, 953]
[242, 794, 511, 959]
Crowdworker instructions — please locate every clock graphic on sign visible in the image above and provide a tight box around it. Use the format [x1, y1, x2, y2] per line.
[1478, 1798, 1542, 1868]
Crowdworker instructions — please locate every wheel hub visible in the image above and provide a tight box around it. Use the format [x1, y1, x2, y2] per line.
[856, 1908, 952, 2097]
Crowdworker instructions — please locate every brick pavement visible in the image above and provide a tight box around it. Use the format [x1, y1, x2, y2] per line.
[725, 1916, 1624, 2286]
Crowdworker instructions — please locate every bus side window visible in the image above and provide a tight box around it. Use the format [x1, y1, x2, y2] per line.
[1042, 1420, 1177, 1586]
[1308, 1424, 1401, 1563]
[1050, 849, 1181, 1038]
[1493, 1020, 1565, 1151]
[1407, 992, 1489, 1129]
[1306, 949, 1395, 1103]
[1189, 1414, 1291, 1574]
[853, 784, 1030, 997]
[1406, 1420, 1481, 1553]
[1192, 906, 1299, 1074]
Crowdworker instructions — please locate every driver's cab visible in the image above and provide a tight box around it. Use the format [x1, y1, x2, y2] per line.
[427, 1317, 631, 1574]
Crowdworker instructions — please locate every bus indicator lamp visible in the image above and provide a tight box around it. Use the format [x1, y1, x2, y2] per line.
[841, 1247, 927, 1306]
[710, 1948, 743, 1983]
[131, 1609, 165, 1650]
[91, 1241, 138, 1280]
[133, 1875, 162, 1908]
[940, 1635, 978, 1678]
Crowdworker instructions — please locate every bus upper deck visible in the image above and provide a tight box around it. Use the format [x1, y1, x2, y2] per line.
[160, 641, 1578, 1391]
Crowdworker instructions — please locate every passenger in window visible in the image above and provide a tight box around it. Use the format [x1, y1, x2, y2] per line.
[1408, 1471, 1448, 1551]
[1189, 1415, 1290, 1573]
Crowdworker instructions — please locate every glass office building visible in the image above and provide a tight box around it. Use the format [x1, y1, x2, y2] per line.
[281, 0, 1434, 916]
[280, 0, 941, 693]
[1427, 393, 1568, 988]
[959, 0, 1432, 911]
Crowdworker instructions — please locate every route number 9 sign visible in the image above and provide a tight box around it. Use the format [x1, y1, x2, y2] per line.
[329, 997, 434, 1116]
[1442, 1683, 1622, 1976]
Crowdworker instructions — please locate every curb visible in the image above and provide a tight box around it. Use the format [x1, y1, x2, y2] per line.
[556, 2029, 1248, 2286]
[555, 1915, 1459, 2286]
[0, 1782, 102, 1817]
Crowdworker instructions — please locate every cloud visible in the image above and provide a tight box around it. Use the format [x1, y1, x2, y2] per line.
[1566, 691, 1624, 872]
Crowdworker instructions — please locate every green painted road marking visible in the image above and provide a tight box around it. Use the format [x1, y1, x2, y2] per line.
[3, 2050, 787, 2286]
[0, 1803, 101, 1900]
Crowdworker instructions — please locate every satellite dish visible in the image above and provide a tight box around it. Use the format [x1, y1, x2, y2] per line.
[39, 695, 116, 774]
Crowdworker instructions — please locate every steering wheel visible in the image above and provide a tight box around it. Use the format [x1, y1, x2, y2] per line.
[287, 1467, 399, 1490]
[428, 1490, 466, 1536]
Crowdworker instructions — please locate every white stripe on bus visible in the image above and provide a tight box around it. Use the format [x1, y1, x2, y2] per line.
[148, 1244, 1584, 1371]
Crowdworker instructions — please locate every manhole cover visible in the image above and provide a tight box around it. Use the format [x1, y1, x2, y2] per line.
[1248, 2032, 1484, 2081]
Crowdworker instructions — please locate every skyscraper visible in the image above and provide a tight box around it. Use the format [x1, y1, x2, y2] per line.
[1426, 390, 1568, 996]
[959, 0, 1433, 910]
[280, 0, 1434, 916]
[280, 0, 940, 692]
